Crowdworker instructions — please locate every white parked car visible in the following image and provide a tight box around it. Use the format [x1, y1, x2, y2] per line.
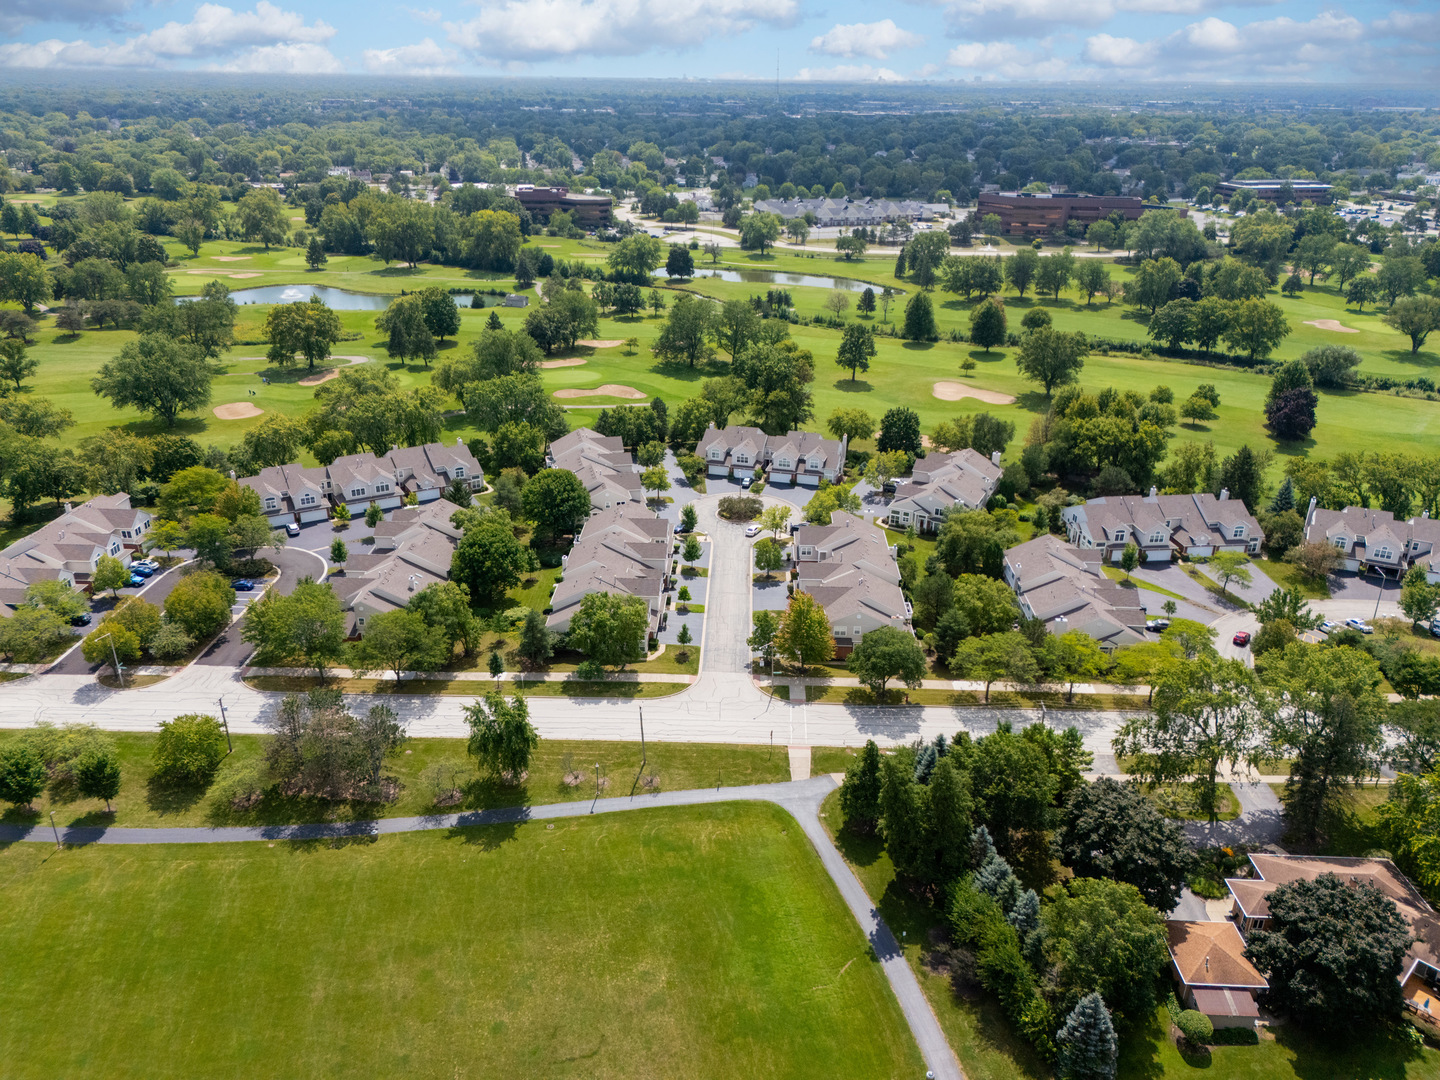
[1318, 620, 1340, 635]
[745, 524, 761, 537]
[1344, 617, 1374, 634]
[285, 522, 301, 537]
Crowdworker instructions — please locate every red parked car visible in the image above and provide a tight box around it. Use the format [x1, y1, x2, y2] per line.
[1232, 631, 1252, 647]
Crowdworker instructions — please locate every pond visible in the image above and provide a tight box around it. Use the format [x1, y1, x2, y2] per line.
[651, 267, 881, 292]
[178, 284, 499, 309]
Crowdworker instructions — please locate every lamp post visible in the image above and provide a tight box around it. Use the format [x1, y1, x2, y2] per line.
[94, 631, 124, 688]
[49, 810, 61, 850]
[217, 696, 233, 754]
[638, 706, 646, 767]
[1373, 566, 1385, 621]
[591, 763, 600, 812]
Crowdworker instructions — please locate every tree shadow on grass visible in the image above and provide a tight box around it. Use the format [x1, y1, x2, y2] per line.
[146, 776, 208, 817]
[834, 379, 873, 392]
[368, 265, 428, 277]
[901, 341, 938, 351]
[1114, 1009, 1167, 1080]
[1382, 348, 1440, 370]
[445, 818, 521, 850]
[1276, 1022, 1425, 1080]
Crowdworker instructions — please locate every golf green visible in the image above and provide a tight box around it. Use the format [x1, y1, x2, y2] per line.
[0, 801, 924, 1079]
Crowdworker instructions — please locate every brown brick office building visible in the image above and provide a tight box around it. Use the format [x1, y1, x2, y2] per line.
[976, 191, 1149, 236]
[514, 185, 614, 228]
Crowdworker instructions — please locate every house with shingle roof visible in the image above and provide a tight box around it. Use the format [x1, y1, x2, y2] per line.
[329, 500, 466, 637]
[546, 427, 644, 511]
[1002, 534, 1148, 649]
[696, 424, 845, 486]
[241, 440, 483, 526]
[887, 449, 1003, 533]
[793, 511, 911, 656]
[548, 505, 671, 635]
[1062, 489, 1263, 564]
[1225, 853, 1440, 1022]
[0, 494, 151, 609]
[1165, 920, 1268, 1029]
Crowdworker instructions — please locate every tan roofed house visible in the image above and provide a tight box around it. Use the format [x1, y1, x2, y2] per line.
[1165, 920, 1268, 1028]
[547, 504, 671, 635]
[546, 427, 644, 511]
[793, 511, 911, 657]
[887, 449, 1003, 533]
[696, 424, 845, 486]
[0, 494, 151, 609]
[1062, 489, 1263, 563]
[1002, 534, 1147, 650]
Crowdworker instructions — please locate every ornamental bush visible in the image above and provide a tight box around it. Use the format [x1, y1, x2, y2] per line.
[1176, 1009, 1213, 1044]
[152, 713, 228, 785]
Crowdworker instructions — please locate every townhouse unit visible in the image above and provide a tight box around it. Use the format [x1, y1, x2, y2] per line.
[886, 449, 1003, 533]
[1062, 489, 1264, 564]
[547, 505, 671, 636]
[1002, 534, 1148, 650]
[696, 424, 846, 487]
[1302, 498, 1440, 581]
[241, 439, 484, 526]
[1224, 854, 1440, 1021]
[546, 428, 644, 512]
[0, 494, 152, 609]
[329, 500, 464, 637]
[793, 511, 911, 657]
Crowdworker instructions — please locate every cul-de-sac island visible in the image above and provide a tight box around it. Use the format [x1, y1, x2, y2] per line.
[2, 66, 1440, 1080]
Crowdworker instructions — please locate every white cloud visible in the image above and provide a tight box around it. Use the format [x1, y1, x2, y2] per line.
[1081, 32, 1154, 67]
[809, 19, 923, 60]
[403, 6, 444, 23]
[795, 63, 904, 81]
[0, 2, 336, 67]
[216, 42, 343, 72]
[445, 0, 798, 61]
[363, 37, 456, 73]
[1372, 10, 1440, 41]
[941, 0, 1282, 38]
[1080, 10, 1365, 78]
[945, 39, 1068, 78]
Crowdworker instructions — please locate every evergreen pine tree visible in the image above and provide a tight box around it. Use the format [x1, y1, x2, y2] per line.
[1056, 993, 1118, 1080]
[902, 291, 939, 341]
[486, 310, 503, 329]
[926, 755, 973, 882]
[894, 245, 908, 278]
[878, 753, 927, 878]
[1268, 475, 1296, 514]
[840, 739, 884, 831]
[970, 824, 998, 866]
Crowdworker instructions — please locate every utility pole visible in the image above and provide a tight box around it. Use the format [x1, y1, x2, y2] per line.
[591, 763, 600, 813]
[638, 706, 646, 766]
[217, 696, 233, 754]
[49, 810, 61, 850]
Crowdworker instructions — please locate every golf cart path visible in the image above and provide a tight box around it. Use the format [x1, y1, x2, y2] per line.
[1, 774, 964, 1080]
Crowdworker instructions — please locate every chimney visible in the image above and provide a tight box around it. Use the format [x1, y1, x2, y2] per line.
[1307, 495, 1317, 523]
[991, 450, 1002, 467]
[1149, 485, 1158, 498]
[1219, 488, 1229, 501]
[63, 502, 72, 512]
[229, 470, 236, 480]
[1204, 956, 1209, 973]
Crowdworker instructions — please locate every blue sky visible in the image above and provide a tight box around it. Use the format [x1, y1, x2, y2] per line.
[0, 0, 1435, 82]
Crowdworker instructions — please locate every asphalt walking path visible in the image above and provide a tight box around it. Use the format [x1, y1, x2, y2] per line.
[1, 773, 964, 1080]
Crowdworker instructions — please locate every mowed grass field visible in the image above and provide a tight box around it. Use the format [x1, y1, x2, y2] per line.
[0, 801, 925, 1080]
[12, 228, 1440, 491]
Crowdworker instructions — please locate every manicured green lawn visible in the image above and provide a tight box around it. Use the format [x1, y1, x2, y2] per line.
[1118, 1005, 1440, 1080]
[14, 233, 1440, 518]
[0, 802, 925, 1080]
[1268, 780, 1391, 856]
[0, 732, 812, 829]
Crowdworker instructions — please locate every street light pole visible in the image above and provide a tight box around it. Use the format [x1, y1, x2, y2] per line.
[217, 696, 233, 754]
[1374, 567, 1385, 621]
[591, 763, 600, 812]
[638, 706, 646, 767]
[48, 810, 61, 850]
[95, 631, 124, 688]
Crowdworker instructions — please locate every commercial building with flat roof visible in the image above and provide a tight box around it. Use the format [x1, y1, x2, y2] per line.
[1216, 179, 1333, 204]
[514, 185, 614, 227]
[976, 191, 1147, 235]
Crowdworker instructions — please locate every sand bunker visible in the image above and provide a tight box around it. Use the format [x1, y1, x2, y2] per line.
[1305, 319, 1359, 333]
[932, 381, 1017, 404]
[575, 339, 626, 348]
[213, 402, 263, 419]
[211, 256, 252, 262]
[231, 272, 261, 279]
[554, 384, 647, 400]
[540, 357, 588, 369]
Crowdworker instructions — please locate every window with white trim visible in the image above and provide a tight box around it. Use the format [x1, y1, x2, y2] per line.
[375, 483, 390, 493]
[301, 495, 315, 506]
[454, 466, 465, 478]
[1375, 546, 1394, 561]
[265, 497, 277, 509]
[349, 487, 365, 498]
[799, 546, 814, 557]
[1333, 537, 1348, 550]
[1232, 524, 1245, 539]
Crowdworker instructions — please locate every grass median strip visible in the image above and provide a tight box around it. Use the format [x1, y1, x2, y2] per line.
[244, 675, 689, 698]
[0, 731, 821, 829]
[799, 685, 1150, 710]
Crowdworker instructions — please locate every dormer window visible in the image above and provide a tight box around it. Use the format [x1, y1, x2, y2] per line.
[709, 448, 722, 460]
[301, 494, 315, 506]
[265, 497, 277, 509]
[453, 466, 464, 478]
[1333, 537, 1347, 550]
[375, 483, 390, 494]
[1149, 532, 1164, 543]
[808, 458, 822, 471]
[1375, 546, 1394, 561]
[349, 487, 365, 498]
[1231, 525, 1245, 539]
